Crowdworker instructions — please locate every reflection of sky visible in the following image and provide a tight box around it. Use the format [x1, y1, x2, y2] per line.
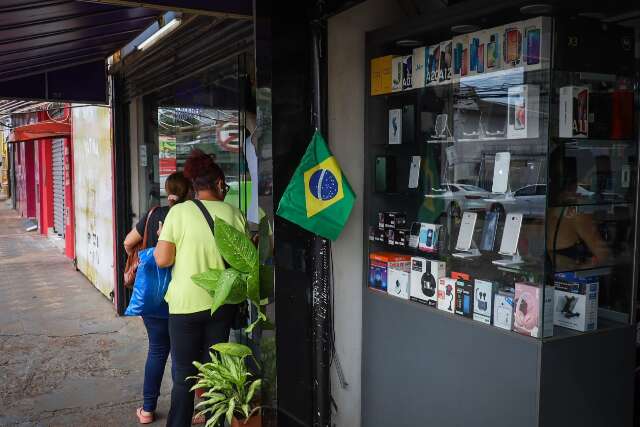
[457, 68, 526, 108]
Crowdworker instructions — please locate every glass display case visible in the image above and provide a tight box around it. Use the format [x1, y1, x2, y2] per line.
[365, 15, 637, 339]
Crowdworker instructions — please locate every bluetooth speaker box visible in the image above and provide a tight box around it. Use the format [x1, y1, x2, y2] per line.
[387, 262, 411, 300]
[455, 279, 474, 318]
[409, 257, 445, 307]
[368, 252, 410, 293]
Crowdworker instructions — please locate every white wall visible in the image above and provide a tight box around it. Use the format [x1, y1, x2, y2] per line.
[328, 2, 404, 425]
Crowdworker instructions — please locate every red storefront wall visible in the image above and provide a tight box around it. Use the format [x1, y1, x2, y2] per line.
[16, 141, 36, 219]
[35, 139, 54, 235]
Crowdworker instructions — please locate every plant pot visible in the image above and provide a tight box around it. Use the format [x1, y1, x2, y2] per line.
[232, 414, 261, 427]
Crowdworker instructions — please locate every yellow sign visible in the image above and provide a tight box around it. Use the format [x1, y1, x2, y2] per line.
[303, 156, 344, 218]
[371, 55, 393, 96]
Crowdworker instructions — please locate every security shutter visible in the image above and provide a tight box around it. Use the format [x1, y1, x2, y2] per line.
[52, 139, 65, 237]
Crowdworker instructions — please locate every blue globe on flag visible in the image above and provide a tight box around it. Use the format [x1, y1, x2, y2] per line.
[309, 169, 339, 201]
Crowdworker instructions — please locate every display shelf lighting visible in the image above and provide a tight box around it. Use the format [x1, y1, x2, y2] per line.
[137, 18, 181, 51]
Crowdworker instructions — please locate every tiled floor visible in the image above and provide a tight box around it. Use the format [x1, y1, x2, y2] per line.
[0, 202, 171, 426]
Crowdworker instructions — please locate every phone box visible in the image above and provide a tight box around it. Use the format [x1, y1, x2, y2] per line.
[503, 23, 523, 69]
[370, 55, 393, 96]
[438, 277, 457, 314]
[393, 229, 409, 247]
[418, 223, 441, 253]
[455, 279, 474, 318]
[473, 279, 498, 324]
[387, 261, 411, 300]
[451, 34, 468, 82]
[439, 40, 453, 83]
[392, 56, 403, 92]
[513, 282, 554, 338]
[368, 252, 410, 293]
[412, 47, 427, 89]
[401, 55, 413, 90]
[493, 289, 515, 330]
[389, 108, 402, 145]
[410, 257, 446, 307]
[553, 274, 599, 332]
[368, 226, 387, 243]
[559, 86, 589, 138]
[484, 26, 503, 72]
[426, 43, 442, 85]
[378, 212, 407, 229]
[507, 84, 540, 139]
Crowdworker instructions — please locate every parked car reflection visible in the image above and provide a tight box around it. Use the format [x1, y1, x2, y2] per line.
[424, 183, 491, 218]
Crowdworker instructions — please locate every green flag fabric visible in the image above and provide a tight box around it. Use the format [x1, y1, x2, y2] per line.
[276, 131, 355, 241]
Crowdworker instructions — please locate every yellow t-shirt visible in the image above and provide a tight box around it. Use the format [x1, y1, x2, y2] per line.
[158, 200, 247, 314]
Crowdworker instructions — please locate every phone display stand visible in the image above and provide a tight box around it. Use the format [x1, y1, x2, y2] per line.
[453, 241, 481, 259]
[426, 113, 455, 144]
[492, 252, 523, 266]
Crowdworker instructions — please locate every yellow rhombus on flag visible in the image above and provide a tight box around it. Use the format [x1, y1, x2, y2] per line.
[276, 131, 355, 241]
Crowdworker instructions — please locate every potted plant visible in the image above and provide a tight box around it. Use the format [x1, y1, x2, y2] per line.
[190, 342, 261, 427]
[191, 218, 273, 332]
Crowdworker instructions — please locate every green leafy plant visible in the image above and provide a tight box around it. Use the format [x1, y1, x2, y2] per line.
[189, 342, 261, 426]
[191, 218, 273, 332]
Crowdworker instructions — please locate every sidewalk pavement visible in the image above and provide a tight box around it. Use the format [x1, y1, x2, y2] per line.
[0, 203, 171, 426]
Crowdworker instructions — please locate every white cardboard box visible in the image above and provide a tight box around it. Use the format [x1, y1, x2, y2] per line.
[507, 84, 540, 139]
[513, 282, 554, 338]
[410, 257, 445, 307]
[493, 290, 515, 330]
[554, 279, 598, 332]
[387, 262, 411, 300]
[559, 86, 589, 138]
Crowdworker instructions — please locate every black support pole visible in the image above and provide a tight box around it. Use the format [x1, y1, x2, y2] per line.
[310, 12, 331, 427]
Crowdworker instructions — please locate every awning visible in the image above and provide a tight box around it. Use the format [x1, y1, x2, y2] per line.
[8, 121, 71, 143]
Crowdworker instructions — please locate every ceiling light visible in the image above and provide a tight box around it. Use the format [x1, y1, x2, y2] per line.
[396, 39, 422, 47]
[520, 4, 553, 15]
[138, 18, 181, 51]
[450, 24, 480, 34]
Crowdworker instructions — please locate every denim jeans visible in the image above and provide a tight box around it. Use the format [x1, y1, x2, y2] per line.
[166, 305, 237, 427]
[141, 315, 172, 412]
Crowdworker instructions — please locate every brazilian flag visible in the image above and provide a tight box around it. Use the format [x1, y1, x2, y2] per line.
[276, 131, 355, 241]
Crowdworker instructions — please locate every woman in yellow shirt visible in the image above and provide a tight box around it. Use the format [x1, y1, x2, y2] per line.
[155, 150, 247, 427]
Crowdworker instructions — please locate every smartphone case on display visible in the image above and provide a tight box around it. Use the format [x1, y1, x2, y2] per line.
[388, 109, 402, 144]
[402, 55, 413, 90]
[492, 152, 510, 193]
[493, 289, 515, 330]
[554, 273, 598, 332]
[455, 280, 474, 318]
[391, 56, 403, 92]
[438, 278, 457, 314]
[513, 282, 554, 338]
[412, 47, 427, 89]
[387, 262, 411, 300]
[455, 211, 477, 252]
[408, 156, 421, 189]
[370, 55, 393, 95]
[375, 156, 397, 193]
[507, 85, 540, 139]
[479, 211, 500, 252]
[559, 86, 589, 138]
[473, 280, 497, 324]
[498, 213, 523, 256]
[368, 252, 411, 293]
[410, 257, 446, 306]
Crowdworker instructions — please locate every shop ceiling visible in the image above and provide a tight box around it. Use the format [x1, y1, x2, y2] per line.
[0, 0, 251, 103]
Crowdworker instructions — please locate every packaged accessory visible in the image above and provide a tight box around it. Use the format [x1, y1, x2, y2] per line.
[369, 252, 411, 292]
[493, 289, 515, 330]
[437, 277, 457, 314]
[553, 273, 598, 332]
[513, 282, 554, 338]
[410, 258, 446, 307]
[559, 86, 589, 138]
[455, 279, 474, 318]
[388, 260, 411, 300]
[473, 280, 497, 325]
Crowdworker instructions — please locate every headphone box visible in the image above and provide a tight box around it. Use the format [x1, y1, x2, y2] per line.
[368, 252, 411, 293]
[454, 279, 474, 318]
[513, 282, 554, 338]
[553, 275, 598, 332]
[409, 257, 445, 306]
[473, 280, 498, 325]
[387, 262, 411, 300]
[437, 277, 457, 314]
[493, 288, 515, 330]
